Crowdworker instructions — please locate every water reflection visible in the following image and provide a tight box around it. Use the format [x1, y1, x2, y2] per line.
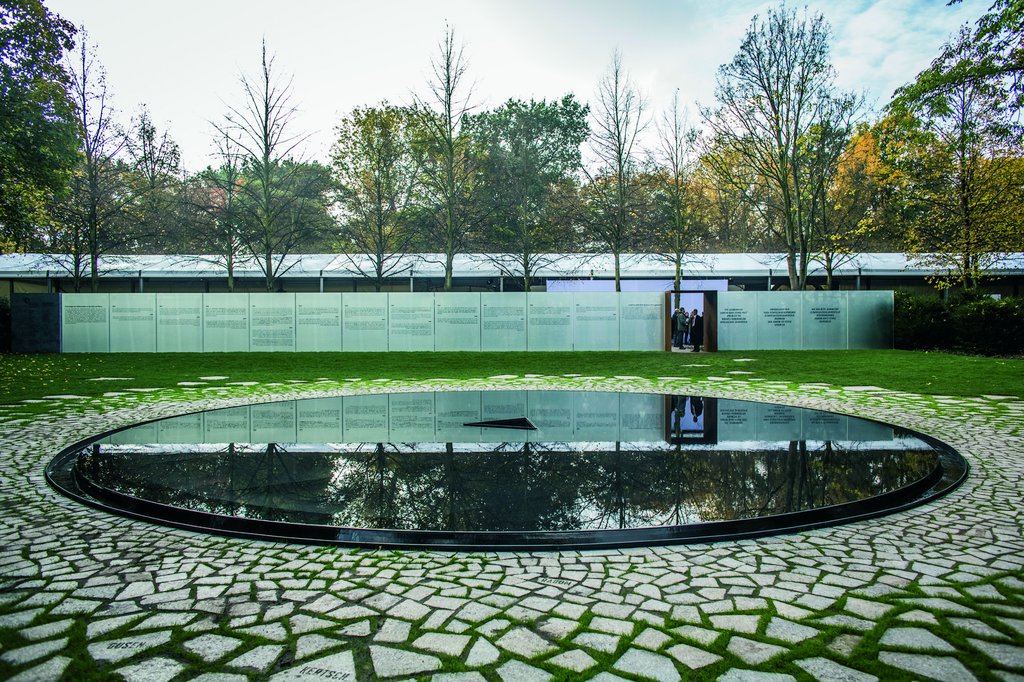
[73, 391, 940, 533]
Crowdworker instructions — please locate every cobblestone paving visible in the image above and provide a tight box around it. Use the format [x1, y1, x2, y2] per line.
[0, 372, 1022, 681]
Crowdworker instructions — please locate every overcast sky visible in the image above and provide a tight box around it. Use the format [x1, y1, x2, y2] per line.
[45, 0, 979, 171]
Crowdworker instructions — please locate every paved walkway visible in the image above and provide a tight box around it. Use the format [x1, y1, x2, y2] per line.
[0, 373, 1022, 681]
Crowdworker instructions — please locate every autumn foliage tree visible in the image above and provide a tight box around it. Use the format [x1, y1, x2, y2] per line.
[887, 25, 1024, 289]
[813, 124, 883, 288]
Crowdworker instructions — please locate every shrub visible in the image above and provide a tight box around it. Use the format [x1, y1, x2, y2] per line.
[950, 297, 1024, 355]
[894, 289, 1024, 355]
[0, 298, 9, 353]
[894, 290, 950, 351]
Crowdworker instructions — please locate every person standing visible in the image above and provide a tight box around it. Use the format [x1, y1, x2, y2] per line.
[690, 309, 704, 352]
[670, 307, 682, 349]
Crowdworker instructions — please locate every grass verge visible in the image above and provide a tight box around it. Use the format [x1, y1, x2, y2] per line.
[1, 350, 1022, 405]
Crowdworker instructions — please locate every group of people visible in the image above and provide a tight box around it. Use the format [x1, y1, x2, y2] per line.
[671, 307, 704, 352]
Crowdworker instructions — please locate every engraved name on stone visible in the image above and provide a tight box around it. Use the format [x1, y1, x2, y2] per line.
[297, 666, 352, 680]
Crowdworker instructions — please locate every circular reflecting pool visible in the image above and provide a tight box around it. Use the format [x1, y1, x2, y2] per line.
[46, 391, 966, 550]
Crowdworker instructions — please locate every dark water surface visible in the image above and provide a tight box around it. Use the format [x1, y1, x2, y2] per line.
[47, 391, 966, 548]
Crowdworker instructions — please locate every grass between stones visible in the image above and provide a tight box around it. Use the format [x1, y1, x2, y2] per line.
[1, 349, 1022, 405]
[0, 350, 1021, 680]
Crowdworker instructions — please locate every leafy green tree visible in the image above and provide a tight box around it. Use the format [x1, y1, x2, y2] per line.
[467, 95, 589, 290]
[887, 26, 1024, 289]
[691, 146, 764, 253]
[236, 158, 334, 286]
[331, 104, 420, 291]
[813, 124, 884, 288]
[802, 97, 861, 288]
[182, 131, 245, 289]
[913, 0, 1024, 112]
[0, 0, 78, 253]
[124, 105, 182, 251]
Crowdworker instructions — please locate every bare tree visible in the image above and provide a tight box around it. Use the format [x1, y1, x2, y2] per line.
[216, 40, 330, 291]
[412, 27, 480, 291]
[650, 90, 703, 290]
[332, 104, 420, 291]
[702, 6, 855, 290]
[587, 50, 647, 291]
[47, 29, 133, 291]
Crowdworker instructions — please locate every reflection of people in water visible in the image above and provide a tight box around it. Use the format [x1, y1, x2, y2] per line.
[671, 395, 686, 436]
[689, 396, 704, 422]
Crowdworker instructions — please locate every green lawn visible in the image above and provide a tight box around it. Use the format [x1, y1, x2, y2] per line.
[1, 349, 1021, 404]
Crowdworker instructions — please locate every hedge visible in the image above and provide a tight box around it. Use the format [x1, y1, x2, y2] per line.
[894, 290, 1024, 355]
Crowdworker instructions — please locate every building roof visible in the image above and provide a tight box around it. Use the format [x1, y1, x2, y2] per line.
[2, 252, 1023, 279]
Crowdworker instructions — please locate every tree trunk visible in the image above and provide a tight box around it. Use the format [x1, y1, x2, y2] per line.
[445, 251, 454, 291]
[786, 246, 799, 290]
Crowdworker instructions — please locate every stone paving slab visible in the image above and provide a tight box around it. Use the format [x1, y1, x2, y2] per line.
[0, 375, 1021, 680]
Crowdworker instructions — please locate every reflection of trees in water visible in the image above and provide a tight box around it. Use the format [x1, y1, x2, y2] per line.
[678, 442, 936, 521]
[583, 442, 671, 530]
[81, 443, 339, 524]
[79, 440, 937, 532]
[330, 442, 586, 532]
